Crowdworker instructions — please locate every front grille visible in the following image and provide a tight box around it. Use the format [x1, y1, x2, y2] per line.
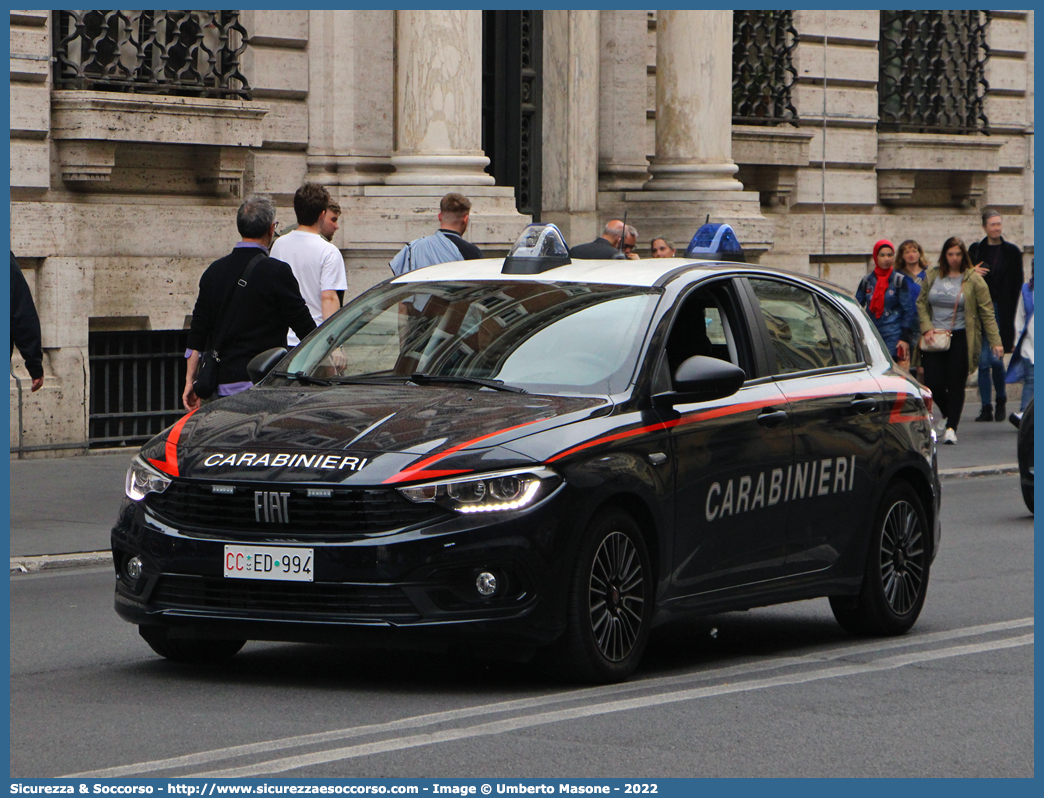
[145, 481, 449, 539]
[152, 575, 420, 620]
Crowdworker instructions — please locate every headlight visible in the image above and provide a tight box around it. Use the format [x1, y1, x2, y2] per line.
[398, 467, 560, 514]
[125, 455, 172, 501]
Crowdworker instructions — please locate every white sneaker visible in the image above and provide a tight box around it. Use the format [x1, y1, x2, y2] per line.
[942, 427, 957, 445]
[933, 416, 947, 436]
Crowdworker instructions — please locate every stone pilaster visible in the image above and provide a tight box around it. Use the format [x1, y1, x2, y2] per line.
[646, 10, 743, 191]
[385, 10, 493, 186]
[305, 10, 394, 187]
[540, 10, 601, 244]
[598, 10, 650, 191]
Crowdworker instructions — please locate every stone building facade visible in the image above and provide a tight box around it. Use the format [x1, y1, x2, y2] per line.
[9, 9, 1034, 455]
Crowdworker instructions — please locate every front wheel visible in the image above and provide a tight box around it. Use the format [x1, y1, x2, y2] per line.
[830, 481, 930, 636]
[139, 626, 246, 663]
[549, 508, 653, 683]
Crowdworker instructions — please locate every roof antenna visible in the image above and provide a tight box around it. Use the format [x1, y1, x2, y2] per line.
[705, 213, 710, 224]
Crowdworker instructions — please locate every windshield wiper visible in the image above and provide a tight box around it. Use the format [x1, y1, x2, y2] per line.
[409, 372, 526, 393]
[270, 370, 332, 386]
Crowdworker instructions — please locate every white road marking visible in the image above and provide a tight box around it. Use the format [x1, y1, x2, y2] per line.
[63, 617, 1033, 778]
[190, 634, 1033, 778]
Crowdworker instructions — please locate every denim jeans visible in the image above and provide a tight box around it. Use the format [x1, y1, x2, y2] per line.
[978, 338, 1006, 406]
[1020, 360, 1034, 411]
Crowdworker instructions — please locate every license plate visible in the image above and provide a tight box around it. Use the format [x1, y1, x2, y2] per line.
[224, 545, 314, 582]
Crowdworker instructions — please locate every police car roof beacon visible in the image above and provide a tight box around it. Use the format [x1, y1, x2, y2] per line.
[685, 221, 746, 263]
[502, 223, 572, 275]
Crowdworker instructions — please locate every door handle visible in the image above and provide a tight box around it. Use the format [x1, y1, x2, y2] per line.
[851, 396, 877, 414]
[757, 409, 789, 427]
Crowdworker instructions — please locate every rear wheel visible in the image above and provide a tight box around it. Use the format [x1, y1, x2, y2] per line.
[1017, 399, 1033, 513]
[549, 508, 652, 683]
[139, 626, 245, 663]
[830, 481, 930, 636]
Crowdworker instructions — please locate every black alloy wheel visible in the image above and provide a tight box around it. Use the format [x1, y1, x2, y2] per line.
[830, 481, 930, 636]
[549, 508, 652, 683]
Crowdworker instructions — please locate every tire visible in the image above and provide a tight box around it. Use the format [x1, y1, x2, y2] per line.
[1017, 399, 1033, 513]
[139, 626, 246, 663]
[830, 481, 930, 636]
[549, 508, 652, 684]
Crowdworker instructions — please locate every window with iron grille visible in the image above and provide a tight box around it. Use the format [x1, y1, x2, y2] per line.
[53, 10, 251, 99]
[89, 330, 189, 448]
[732, 10, 798, 126]
[878, 11, 990, 134]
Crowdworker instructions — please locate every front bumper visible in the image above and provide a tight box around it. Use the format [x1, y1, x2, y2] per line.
[111, 487, 583, 647]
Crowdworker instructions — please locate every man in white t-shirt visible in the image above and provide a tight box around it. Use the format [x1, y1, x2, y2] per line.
[271, 183, 347, 346]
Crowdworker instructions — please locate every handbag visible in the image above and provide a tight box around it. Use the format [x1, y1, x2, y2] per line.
[918, 283, 962, 354]
[193, 253, 265, 399]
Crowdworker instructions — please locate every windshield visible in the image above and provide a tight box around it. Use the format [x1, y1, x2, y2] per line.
[279, 281, 660, 395]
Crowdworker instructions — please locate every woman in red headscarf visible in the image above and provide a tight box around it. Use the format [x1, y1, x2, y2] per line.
[855, 239, 917, 363]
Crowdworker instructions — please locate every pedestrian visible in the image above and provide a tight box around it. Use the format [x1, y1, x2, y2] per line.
[897, 239, 929, 378]
[271, 183, 347, 346]
[388, 192, 483, 276]
[897, 239, 929, 287]
[650, 237, 676, 258]
[968, 208, 1024, 421]
[917, 236, 1003, 445]
[855, 239, 916, 365]
[183, 196, 317, 411]
[320, 202, 340, 243]
[1006, 262, 1033, 428]
[10, 251, 43, 392]
[569, 220, 637, 260]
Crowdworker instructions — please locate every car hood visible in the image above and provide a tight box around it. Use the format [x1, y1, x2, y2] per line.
[139, 385, 610, 484]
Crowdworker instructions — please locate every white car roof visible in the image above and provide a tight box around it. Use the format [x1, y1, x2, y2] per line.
[390, 257, 723, 288]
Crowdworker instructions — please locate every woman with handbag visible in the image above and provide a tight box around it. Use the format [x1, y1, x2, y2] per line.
[917, 236, 1003, 444]
[855, 239, 917, 365]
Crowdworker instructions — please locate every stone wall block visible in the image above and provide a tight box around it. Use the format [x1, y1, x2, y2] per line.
[793, 44, 878, 84]
[36, 257, 92, 350]
[248, 151, 307, 198]
[93, 257, 209, 331]
[792, 11, 880, 42]
[803, 128, 878, 167]
[260, 99, 309, 150]
[985, 57, 1028, 95]
[10, 139, 51, 191]
[9, 56, 49, 83]
[985, 95, 1030, 130]
[244, 47, 309, 100]
[985, 172, 1027, 208]
[792, 85, 878, 123]
[10, 347, 89, 451]
[9, 10, 49, 27]
[10, 24, 49, 57]
[988, 16, 1028, 56]
[10, 84, 49, 138]
[793, 169, 877, 206]
[241, 10, 308, 49]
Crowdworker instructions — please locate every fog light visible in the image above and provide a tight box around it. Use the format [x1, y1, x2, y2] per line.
[476, 572, 497, 597]
[125, 556, 143, 581]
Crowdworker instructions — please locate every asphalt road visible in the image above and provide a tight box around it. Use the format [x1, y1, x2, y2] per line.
[9, 474, 1033, 778]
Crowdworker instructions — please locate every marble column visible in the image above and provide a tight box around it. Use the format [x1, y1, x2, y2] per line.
[306, 10, 394, 186]
[385, 10, 494, 186]
[598, 10, 650, 191]
[645, 10, 744, 191]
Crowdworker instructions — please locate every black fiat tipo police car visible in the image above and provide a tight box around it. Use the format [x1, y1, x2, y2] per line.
[113, 224, 940, 683]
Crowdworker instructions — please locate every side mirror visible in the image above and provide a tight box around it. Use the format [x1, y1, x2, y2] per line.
[247, 347, 288, 383]
[653, 355, 746, 406]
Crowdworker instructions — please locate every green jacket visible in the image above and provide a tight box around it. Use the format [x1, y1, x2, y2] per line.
[916, 267, 1002, 377]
